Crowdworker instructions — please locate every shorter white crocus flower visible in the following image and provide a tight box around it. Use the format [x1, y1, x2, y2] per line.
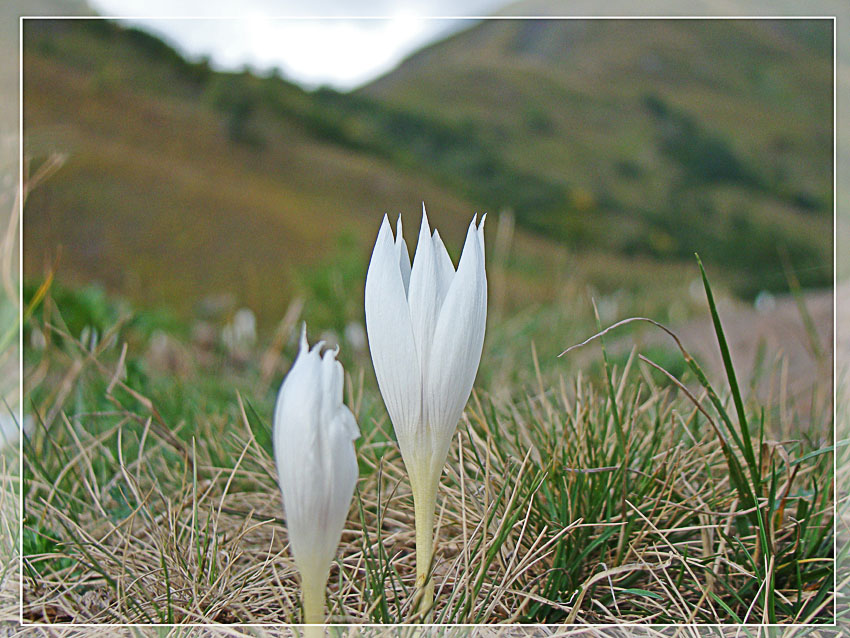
[273, 325, 360, 625]
[365, 206, 487, 612]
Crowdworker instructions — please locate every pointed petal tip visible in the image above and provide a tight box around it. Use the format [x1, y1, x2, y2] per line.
[376, 214, 394, 245]
[418, 207, 431, 239]
[396, 214, 403, 240]
[478, 214, 487, 250]
[299, 322, 308, 352]
[322, 345, 341, 365]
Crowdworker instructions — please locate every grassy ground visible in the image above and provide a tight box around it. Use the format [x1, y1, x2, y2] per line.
[16, 252, 835, 626]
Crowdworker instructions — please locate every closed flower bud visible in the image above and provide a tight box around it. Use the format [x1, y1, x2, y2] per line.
[364, 206, 487, 612]
[273, 325, 360, 624]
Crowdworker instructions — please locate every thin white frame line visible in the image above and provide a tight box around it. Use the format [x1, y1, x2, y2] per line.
[17, 14, 841, 20]
[832, 12, 838, 627]
[17, 623, 822, 630]
[17, 13, 24, 629]
[16, 13, 840, 629]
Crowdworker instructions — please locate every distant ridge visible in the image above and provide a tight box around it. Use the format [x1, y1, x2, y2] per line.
[361, 15, 833, 295]
[22, 15, 833, 326]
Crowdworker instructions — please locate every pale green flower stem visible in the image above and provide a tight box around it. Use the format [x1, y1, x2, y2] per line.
[412, 474, 439, 617]
[301, 571, 326, 636]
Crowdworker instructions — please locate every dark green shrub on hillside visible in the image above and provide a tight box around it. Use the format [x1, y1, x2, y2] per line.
[524, 106, 555, 135]
[204, 73, 265, 147]
[76, 20, 212, 87]
[644, 94, 761, 187]
[791, 189, 825, 212]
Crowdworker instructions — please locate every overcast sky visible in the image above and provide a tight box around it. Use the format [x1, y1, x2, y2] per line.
[85, 0, 510, 90]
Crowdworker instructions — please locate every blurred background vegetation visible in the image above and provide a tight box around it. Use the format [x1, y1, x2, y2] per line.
[21, 16, 833, 333]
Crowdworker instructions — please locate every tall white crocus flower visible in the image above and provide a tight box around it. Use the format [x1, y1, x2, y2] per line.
[273, 326, 360, 625]
[365, 207, 487, 612]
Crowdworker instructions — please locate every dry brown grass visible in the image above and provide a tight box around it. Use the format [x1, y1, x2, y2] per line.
[7, 151, 841, 631]
[17, 311, 836, 626]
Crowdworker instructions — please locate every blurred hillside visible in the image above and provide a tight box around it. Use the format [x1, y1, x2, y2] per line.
[22, 17, 833, 330]
[0, 1, 92, 192]
[23, 19, 486, 328]
[362, 18, 833, 294]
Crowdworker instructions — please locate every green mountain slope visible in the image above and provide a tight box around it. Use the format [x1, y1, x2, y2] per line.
[1, 1, 93, 165]
[22, 17, 833, 331]
[22, 20, 503, 325]
[361, 17, 833, 294]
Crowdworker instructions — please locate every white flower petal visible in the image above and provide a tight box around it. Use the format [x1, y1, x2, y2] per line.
[319, 349, 341, 432]
[275, 329, 321, 466]
[396, 215, 412, 295]
[326, 404, 359, 524]
[321, 347, 360, 442]
[408, 207, 443, 376]
[431, 229, 455, 308]
[425, 217, 487, 462]
[478, 214, 487, 258]
[273, 328, 359, 583]
[364, 215, 422, 438]
[335, 403, 361, 441]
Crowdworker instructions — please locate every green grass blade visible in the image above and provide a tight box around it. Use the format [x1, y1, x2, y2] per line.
[696, 255, 757, 475]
